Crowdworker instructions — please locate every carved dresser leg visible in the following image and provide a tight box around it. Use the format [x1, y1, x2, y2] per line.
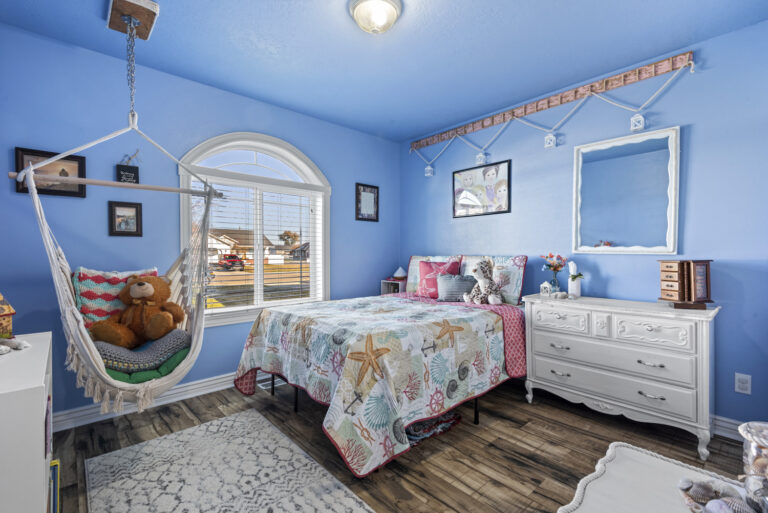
[697, 429, 711, 461]
[525, 380, 534, 404]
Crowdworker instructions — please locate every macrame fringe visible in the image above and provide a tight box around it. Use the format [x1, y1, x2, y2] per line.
[113, 390, 124, 414]
[93, 382, 102, 403]
[85, 375, 95, 398]
[76, 363, 86, 389]
[100, 389, 111, 414]
[136, 385, 153, 413]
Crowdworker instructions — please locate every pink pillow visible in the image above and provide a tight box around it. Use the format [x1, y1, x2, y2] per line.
[418, 261, 460, 299]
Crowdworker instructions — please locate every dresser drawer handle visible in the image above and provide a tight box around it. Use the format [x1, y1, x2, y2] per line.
[550, 343, 571, 351]
[645, 325, 655, 332]
[553, 313, 565, 320]
[550, 369, 571, 378]
[638, 391, 666, 401]
[637, 359, 666, 369]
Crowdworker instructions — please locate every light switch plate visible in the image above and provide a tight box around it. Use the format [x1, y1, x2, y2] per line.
[735, 372, 752, 395]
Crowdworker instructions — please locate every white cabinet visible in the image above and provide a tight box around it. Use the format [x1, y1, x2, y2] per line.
[523, 295, 719, 460]
[0, 332, 53, 513]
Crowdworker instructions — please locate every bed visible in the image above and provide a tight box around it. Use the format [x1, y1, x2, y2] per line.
[234, 255, 527, 477]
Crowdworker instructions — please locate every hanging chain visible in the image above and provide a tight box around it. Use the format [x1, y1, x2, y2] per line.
[125, 17, 138, 117]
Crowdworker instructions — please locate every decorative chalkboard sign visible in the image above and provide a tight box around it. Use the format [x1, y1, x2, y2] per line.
[116, 164, 139, 184]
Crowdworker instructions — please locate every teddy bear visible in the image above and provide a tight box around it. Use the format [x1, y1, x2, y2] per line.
[463, 259, 503, 305]
[90, 275, 185, 350]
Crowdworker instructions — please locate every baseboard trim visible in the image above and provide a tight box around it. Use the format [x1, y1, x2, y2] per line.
[52, 372, 236, 432]
[713, 415, 743, 441]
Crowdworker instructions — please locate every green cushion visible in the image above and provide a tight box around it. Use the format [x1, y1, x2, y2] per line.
[106, 348, 190, 384]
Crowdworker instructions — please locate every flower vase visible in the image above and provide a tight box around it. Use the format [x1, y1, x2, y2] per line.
[550, 271, 560, 292]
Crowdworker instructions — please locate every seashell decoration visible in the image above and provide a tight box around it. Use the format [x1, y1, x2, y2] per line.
[704, 497, 758, 513]
[680, 479, 755, 513]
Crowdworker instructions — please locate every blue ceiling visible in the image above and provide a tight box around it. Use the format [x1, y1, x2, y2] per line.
[2, 1, 768, 141]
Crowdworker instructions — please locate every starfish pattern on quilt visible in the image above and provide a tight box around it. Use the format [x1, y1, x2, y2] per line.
[432, 319, 464, 346]
[347, 334, 391, 386]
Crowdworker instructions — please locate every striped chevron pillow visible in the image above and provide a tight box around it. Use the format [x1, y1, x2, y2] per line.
[72, 266, 158, 329]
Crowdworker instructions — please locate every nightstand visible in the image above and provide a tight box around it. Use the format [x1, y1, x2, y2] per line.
[381, 280, 405, 295]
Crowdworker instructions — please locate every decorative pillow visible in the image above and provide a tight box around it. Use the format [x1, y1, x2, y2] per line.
[406, 255, 461, 293]
[94, 329, 191, 373]
[460, 255, 488, 276]
[72, 266, 158, 329]
[417, 261, 460, 298]
[105, 347, 190, 384]
[491, 255, 528, 304]
[436, 274, 477, 302]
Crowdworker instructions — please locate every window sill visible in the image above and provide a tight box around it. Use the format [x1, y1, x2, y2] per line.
[203, 297, 325, 327]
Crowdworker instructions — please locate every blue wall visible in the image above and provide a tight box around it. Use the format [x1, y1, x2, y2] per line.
[0, 24, 400, 412]
[399, 21, 768, 422]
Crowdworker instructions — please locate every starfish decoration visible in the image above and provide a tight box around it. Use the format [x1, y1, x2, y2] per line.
[347, 334, 390, 386]
[433, 319, 464, 347]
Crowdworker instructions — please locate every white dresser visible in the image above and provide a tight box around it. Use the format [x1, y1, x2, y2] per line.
[523, 295, 720, 460]
[0, 332, 53, 512]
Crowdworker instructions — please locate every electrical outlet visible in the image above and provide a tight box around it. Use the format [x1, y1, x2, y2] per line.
[735, 373, 752, 395]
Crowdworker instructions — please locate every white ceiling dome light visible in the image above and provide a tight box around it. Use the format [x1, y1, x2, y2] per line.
[349, 0, 402, 34]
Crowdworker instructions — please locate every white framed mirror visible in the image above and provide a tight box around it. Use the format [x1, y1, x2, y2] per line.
[572, 126, 680, 254]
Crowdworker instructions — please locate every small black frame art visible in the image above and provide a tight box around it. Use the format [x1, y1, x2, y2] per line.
[15, 147, 86, 198]
[108, 201, 143, 237]
[355, 183, 379, 222]
[116, 164, 139, 184]
[453, 160, 511, 218]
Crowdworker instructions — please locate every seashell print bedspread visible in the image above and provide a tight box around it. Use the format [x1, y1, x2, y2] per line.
[234, 293, 526, 477]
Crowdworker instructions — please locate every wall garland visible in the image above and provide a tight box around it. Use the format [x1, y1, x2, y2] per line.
[410, 51, 694, 175]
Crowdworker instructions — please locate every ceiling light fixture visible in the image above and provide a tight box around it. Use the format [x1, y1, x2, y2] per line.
[349, 0, 402, 34]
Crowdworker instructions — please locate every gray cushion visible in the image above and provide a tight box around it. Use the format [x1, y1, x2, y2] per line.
[436, 274, 477, 302]
[94, 329, 191, 372]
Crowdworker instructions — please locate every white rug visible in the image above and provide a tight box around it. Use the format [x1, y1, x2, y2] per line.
[86, 409, 375, 513]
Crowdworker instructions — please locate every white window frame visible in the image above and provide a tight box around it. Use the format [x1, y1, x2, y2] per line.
[179, 132, 331, 327]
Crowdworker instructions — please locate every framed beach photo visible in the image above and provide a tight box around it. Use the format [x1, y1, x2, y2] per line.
[453, 160, 510, 218]
[355, 183, 379, 222]
[108, 201, 143, 237]
[15, 147, 86, 198]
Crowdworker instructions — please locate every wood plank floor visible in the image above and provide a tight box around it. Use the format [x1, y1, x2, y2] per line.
[54, 379, 742, 512]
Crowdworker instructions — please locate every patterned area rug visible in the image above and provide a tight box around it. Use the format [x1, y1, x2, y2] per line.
[86, 409, 375, 513]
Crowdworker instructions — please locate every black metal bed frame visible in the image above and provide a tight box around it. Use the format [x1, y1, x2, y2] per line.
[257, 370, 480, 424]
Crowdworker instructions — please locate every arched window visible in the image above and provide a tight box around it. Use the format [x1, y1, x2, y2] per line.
[179, 133, 331, 326]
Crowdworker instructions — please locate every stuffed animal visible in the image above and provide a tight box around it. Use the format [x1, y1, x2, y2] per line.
[90, 275, 184, 350]
[463, 259, 503, 305]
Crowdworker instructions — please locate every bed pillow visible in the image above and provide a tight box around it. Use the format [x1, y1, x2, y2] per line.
[417, 261, 460, 299]
[406, 255, 461, 293]
[94, 329, 191, 373]
[436, 274, 477, 302]
[72, 266, 158, 329]
[491, 255, 528, 304]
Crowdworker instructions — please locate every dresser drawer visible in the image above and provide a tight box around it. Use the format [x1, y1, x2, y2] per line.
[532, 355, 697, 421]
[660, 261, 683, 272]
[615, 314, 694, 351]
[660, 290, 683, 301]
[532, 304, 590, 335]
[661, 281, 680, 291]
[532, 331, 696, 387]
[661, 271, 679, 281]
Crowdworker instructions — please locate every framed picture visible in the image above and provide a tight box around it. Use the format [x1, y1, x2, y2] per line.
[453, 160, 511, 218]
[15, 147, 86, 198]
[108, 201, 142, 237]
[355, 183, 379, 222]
[116, 164, 139, 184]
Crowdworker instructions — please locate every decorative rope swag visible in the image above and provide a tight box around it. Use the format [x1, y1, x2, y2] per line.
[410, 52, 695, 174]
[8, 16, 220, 414]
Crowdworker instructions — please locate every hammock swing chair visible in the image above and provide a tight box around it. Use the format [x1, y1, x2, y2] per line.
[9, 15, 219, 414]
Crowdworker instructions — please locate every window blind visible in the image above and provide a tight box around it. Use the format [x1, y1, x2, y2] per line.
[192, 179, 324, 311]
